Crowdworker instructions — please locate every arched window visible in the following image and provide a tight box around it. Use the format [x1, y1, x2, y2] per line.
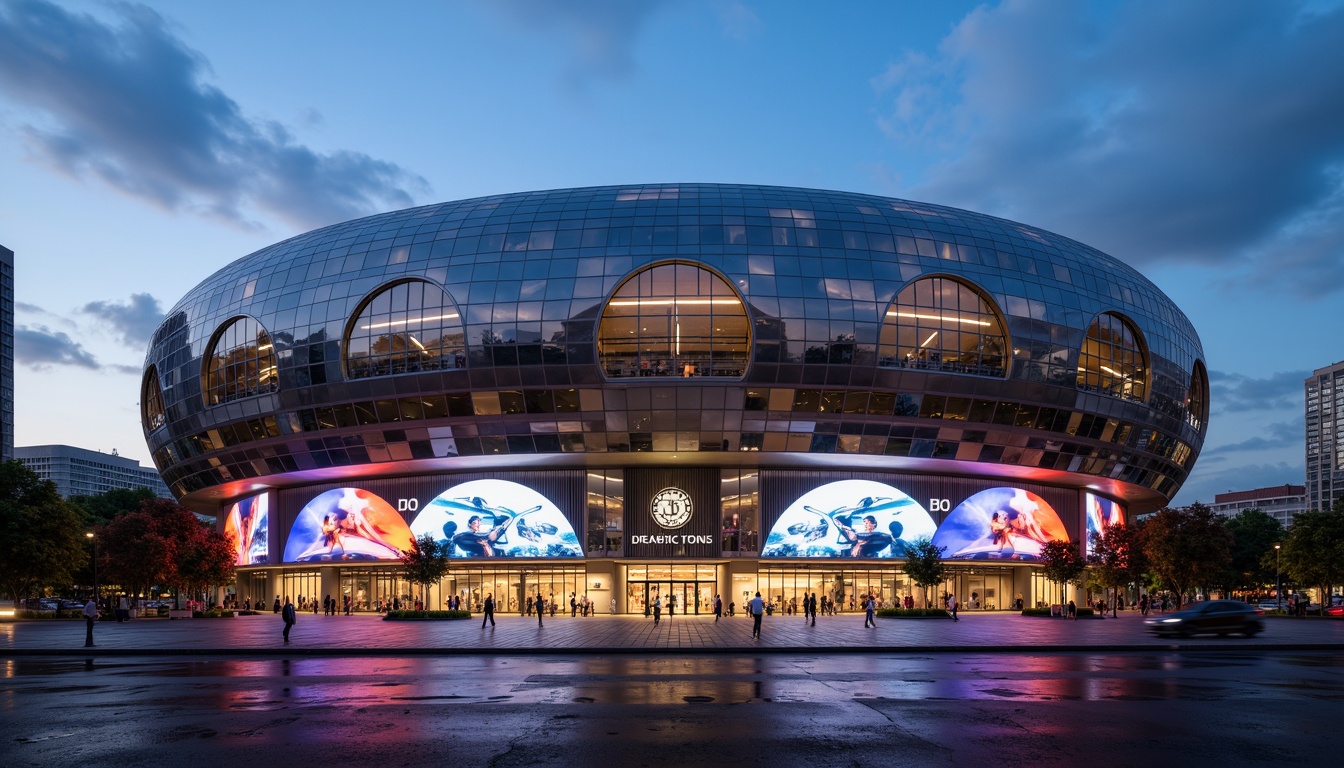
[1188, 360, 1209, 431]
[1076, 313, 1148, 401]
[597, 262, 750, 378]
[142, 366, 166, 432]
[878, 276, 1008, 377]
[203, 316, 278, 406]
[345, 280, 465, 379]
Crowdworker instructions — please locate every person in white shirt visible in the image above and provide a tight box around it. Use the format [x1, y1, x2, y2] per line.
[749, 592, 765, 639]
[946, 593, 959, 622]
[83, 598, 98, 647]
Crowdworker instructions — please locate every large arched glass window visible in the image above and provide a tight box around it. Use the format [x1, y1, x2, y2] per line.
[597, 262, 750, 378]
[203, 316, 278, 406]
[1076, 313, 1148, 401]
[1188, 360, 1209, 431]
[142, 366, 166, 432]
[878, 276, 1008, 377]
[345, 280, 465, 379]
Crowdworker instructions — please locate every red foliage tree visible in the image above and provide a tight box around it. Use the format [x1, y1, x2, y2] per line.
[98, 498, 235, 608]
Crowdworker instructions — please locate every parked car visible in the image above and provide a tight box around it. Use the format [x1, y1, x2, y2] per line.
[1144, 599, 1265, 638]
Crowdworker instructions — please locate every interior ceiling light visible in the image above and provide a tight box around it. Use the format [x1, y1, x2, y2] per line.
[887, 310, 991, 327]
[608, 299, 739, 307]
[362, 312, 459, 330]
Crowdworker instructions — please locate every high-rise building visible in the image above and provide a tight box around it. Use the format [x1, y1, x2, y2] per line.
[1306, 360, 1344, 512]
[15, 444, 172, 499]
[1209, 484, 1307, 528]
[1, 244, 13, 462]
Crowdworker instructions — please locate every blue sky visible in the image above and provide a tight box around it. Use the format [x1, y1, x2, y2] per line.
[1, 0, 1341, 506]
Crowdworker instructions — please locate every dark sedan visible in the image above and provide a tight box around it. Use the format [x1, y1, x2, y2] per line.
[1144, 600, 1264, 638]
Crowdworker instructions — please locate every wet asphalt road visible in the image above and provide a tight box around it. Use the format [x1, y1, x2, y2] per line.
[3, 651, 1339, 767]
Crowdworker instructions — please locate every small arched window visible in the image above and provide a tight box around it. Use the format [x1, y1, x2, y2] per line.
[878, 276, 1008, 377]
[203, 316, 278, 406]
[597, 262, 751, 379]
[345, 280, 466, 379]
[1188, 360, 1209, 431]
[1076, 313, 1148, 401]
[142, 366, 166, 432]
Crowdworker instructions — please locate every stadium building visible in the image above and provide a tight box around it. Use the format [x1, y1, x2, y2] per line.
[142, 184, 1207, 614]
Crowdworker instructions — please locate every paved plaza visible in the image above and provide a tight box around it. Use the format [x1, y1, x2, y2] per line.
[4, 610, 1342, 655]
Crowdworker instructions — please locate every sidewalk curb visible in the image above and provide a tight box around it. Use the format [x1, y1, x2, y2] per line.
[5, 643, 1343, 658]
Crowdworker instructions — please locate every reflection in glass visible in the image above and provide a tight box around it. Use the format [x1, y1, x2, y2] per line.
[346, 280, 465, 379]
[598, 262, 750, 379]
[204, 316, 278, 406]
[1187, 361, 1208, 431]
[878, 277, 1007, 377]
[142, 366, 166, 431]
[1077, 313, 1147, 401]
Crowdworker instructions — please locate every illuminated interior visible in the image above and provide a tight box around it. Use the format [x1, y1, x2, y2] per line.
[1187, 360, 1208, 431]
[1076, 313, 1147, 401]
[345, 280, 466, 379]
[142, 366, 166, 432]
[598, 262, 750, 378]
[878, 276, 1007, 377]
[203, 316, 278, 406]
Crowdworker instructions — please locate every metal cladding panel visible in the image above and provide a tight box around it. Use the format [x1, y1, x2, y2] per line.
[624, 467, 721, 558]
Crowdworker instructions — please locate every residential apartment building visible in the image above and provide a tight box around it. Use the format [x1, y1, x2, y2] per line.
[1209, 484, 1307, 528]
[1305, 361, 1344, 513]
[15, 444, 172, 499]
[1, 244, 13, 462]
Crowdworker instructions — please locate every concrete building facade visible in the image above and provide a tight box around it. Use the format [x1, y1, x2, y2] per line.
[16, 444, 172, 499]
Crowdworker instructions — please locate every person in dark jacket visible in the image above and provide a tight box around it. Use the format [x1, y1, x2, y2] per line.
[535, 594, 545, 626]
[482, 594, 496, 627]
[281, 598, 297, 643]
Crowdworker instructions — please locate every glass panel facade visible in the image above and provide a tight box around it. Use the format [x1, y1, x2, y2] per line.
[1188, 361, 1208, 431]
[204, 316, 278, 406]
[1077, 313, 1147, 401]
[721, 469, 759, 553]
[280, 570, 320, 612]
[346, 279, 465, 378]
[878, 276, 1007, 377]
[142, 366, 165, 432]
[625, 564, 719, 615]
[598, 262, 750, 378]
[587, 471, 624, 555]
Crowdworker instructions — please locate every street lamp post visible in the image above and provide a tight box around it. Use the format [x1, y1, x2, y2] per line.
[1274, 543, 1281, 612]
[86, 532, 98, 604]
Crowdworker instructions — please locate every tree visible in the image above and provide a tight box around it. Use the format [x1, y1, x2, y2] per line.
[1141, 503, 1232, 606]
[1088, 522, 1139, 617]
[98, 510, 172, 606]
[175, 522, 237, 608]
[901, 537, 946, 608]
[1223, 509, 1283, 597]
[399, 534, 451, 608]
[1279, 504, 1344, 609]
[69, 487, 157, 526]
[0, 460, 89, 603]
[1039, 540, 1086, 614]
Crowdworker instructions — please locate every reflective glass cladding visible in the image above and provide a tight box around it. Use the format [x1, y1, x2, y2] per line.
[144, 184, 1208, 509]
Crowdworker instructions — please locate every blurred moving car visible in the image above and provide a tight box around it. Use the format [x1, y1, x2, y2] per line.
[1144, 599, 1265, 638]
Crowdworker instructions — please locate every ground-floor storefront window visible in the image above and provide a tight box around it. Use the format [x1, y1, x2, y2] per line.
[625, 564, 719, 614]
[758, 564, 1031, 611]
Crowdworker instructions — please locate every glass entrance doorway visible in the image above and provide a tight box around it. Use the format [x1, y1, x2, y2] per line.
[624, 564, 720, 615]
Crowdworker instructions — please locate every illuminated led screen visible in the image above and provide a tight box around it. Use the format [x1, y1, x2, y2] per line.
[224, 493, 269, 565]
[1085, 493, 1126, 558]
[410, 479, 583, 558]
[761, 480, 937, 558]
[931, 487, 1069, 561]
[283, 488, 415, 562]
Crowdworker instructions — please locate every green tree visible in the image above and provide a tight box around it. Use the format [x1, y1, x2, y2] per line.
[1088, 522, 1140, 617]
[399, 534, 452, 608]
[1141, 503, 1232, 606]
[1223, 509, 1284, 597]
[0, 461, 89, 603]
[69, 487, 157, 526]
[1039, 540, 1086, 614]
[901, 537, 946, 608]
[1279, 503, 1344, 609]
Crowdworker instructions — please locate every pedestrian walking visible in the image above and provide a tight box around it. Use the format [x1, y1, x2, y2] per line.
[863, 594, 876, 628]
[749, 591, 765, 639]
[83, 597, 97, 647]
[668, 593, 676, 618]
[281, 597, 296, 643]
[482, 594, 496, 627]
[946, 593, 959, 621]
[810, 593, 818, 626]
[570, 593, 578, 617]
[1067, 599, 1077, 620]
[653, 596, 662, 625]
[713, 594, 722, 622]
[273, 595, 281, 613]
[535, 594, 545, 626]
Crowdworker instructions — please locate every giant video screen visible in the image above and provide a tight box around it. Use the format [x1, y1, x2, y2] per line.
[224, 493, 269, 565]
[1085, 493, 1126, 558]
[410, 479, 583, 558]
[761, 480, 937, 558]
[931, 487, 1069, 561]
[283, 488, 416, 562]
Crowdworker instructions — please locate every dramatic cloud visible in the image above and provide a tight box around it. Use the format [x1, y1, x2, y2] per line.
[14, 324, 100, 370]
[488, 0, 673, 86]
[1203, 419, 1303, 455]
[0, 0, 428, 229]
[875, 0, 1344, 296]
[80, 293, 164, 348]
[1209, 369, 1309, 413]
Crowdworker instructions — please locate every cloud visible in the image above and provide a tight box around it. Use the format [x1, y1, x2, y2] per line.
[14, 324, 101, 370]
[1173, 460, 1303, 506]
[1209, 369, 1309, 413]
[1203, 419, 1302, 455]
[80, 293, 164, 348]
[875, 0, 1344, 297]
[488, 0, 673, 86]
[0, 0, 428, 229]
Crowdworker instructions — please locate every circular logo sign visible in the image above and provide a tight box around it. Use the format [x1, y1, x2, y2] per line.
[651, 487, 693, 529]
